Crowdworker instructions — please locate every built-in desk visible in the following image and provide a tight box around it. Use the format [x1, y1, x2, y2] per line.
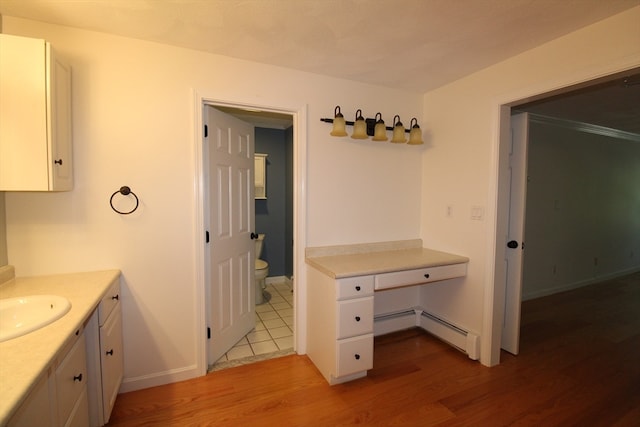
[305, 240, 470, 385]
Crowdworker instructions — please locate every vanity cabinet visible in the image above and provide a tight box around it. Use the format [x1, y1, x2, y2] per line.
[85, 279, 124, 426]
[307, 268, 374, 384]
[55, 333, 89, 427]
[0, 34, 73, 191]
[8, 331, 88, 427]
[7, 372, 55, 427]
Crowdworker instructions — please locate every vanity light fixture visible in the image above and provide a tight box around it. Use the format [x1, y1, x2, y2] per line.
[351, 109, 368, 139]
[321, 106, 423, 145]
[390, 115, 407, 143]
[371, 113, 388, 141]
[329, 106, 347, 137]
[407, 118, 424, 145]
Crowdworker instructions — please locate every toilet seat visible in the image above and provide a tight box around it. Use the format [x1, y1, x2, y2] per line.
[255, 259, 268, 270]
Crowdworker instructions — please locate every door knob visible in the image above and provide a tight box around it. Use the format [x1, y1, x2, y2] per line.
[250, 232, 259, 240]
[507, 240, 519, 249]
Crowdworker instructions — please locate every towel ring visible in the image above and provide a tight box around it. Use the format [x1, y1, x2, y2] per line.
[110, 186, 139, 215]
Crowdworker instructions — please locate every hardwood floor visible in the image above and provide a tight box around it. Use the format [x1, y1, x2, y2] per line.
[108, 272, 640, 426]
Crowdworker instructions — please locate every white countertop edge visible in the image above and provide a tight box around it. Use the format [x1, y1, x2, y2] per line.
[306, 246, 469, 279]
[305, 239, 423, 258]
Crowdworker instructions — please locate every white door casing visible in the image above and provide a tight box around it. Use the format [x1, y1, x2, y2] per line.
[205, 105, 256, 366]
[501, 112, 529, 355]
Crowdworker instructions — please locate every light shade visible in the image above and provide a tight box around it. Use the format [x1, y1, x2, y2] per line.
[371, 112, 388, 141]
[351, 109, 368, 139]
[407, 117, 424, 145]
[330, 106, 348, 137]
[390, 115, 406, 143]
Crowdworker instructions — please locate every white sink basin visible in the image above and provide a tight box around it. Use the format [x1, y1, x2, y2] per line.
[0, 295, 71, 342]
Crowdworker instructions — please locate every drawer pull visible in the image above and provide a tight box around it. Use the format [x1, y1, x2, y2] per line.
[106, 349, 114, 356]
[355, 316, 361, 322]
[355, 286, 361, 291]
[354, 354, 360, 360]
[424, 273, 430, 279]
[112, 294, 120, 300]
[73, 373, 83, 382]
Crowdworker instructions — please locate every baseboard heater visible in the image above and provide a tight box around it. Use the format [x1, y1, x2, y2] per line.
[374, 308, 480, 360]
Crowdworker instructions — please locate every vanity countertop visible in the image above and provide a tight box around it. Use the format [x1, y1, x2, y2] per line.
[0, 268, 121, 425]
[306, 240, 468, 279]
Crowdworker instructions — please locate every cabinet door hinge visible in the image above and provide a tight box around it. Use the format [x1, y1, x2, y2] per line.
[204, 124, 208, 138]
[207, 327, 211, 339]
[205, 230, 210, 243]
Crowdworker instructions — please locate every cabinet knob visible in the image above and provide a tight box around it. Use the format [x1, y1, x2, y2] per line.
[106, 349, 114, 356]
[354, 354, 360, 360]
[424, 273, 430, 279]
[112, 294, 119, 300]
[355, 286, 361, 291]
[355, 316, 361, 322]
[73, 373, 83, 382]
[54, 159, 63, 165]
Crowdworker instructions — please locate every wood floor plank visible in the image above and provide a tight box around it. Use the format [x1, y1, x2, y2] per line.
[107, 272, 640, 426]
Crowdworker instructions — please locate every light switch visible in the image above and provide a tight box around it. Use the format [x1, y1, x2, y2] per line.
[470, 206, 484, 221]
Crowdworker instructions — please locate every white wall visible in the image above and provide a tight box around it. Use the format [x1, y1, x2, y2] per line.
[420, 7, 640, 365]
[0, 193, 6, 266]
[522, 117, 640, 299]
[2, 17, 423, 391]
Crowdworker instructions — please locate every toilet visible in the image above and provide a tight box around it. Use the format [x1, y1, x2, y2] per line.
[255, 233, 269, 304]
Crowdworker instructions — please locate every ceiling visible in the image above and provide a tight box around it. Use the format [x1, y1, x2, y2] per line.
[1, 0, 638, 132]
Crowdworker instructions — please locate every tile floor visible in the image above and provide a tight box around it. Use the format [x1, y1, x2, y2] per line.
[213, 280, 294, 367]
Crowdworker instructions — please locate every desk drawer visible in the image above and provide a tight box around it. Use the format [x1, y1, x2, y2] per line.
[336, 297, 374, 339]
[374, 263, 467, 290]
[336, 275, 374, 300]
[336, 334, 373, 377]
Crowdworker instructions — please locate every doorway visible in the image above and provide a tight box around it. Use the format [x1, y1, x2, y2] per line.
[193, 94, 307, 376]
[495, 69, 640, 361]
[209, 106, 295, 370]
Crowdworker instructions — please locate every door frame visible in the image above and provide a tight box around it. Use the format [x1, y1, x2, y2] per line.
[192, 91, 308, 375]
[485, 63, 639, 366]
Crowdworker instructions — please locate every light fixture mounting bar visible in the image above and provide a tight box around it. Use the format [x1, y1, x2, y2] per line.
[320, 117, 409, 133]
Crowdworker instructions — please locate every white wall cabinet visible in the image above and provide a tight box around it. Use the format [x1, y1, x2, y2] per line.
[0, 34, 73, 191]
[8, 330, 89, 427]
[85, 279, 124, 426]
[254, 153, 267, 199]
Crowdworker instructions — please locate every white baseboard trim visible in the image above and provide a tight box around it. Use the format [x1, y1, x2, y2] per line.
[118, 364, 200, 393]
[373, 309, 417, 336]
[265, 275, 290, 286]
[522, 265, 640, 301]
[374, 307, 480, 360]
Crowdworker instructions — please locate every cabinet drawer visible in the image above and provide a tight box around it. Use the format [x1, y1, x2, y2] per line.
[336, 275, 374, 300]
[65, 388, 89, 427]
[100, 303, 124, 422]
[336, 297, 374, 339]
[56, 334, 87, 426]
[98, 279, 121, 326]
[336, 334, 373, 377]
[374, 263, 467, 290]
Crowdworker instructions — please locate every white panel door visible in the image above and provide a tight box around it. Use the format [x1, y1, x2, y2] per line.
[501, 112, 529, 355]
[205, 105, 255, 365]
